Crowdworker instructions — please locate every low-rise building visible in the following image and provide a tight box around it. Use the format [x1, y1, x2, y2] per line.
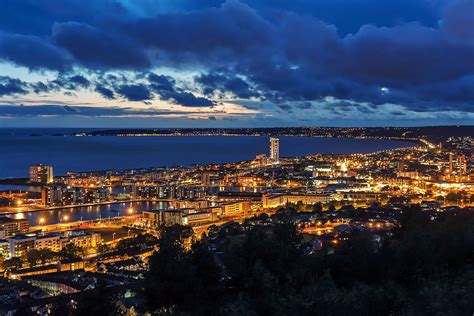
[161, 208, 216, 226]
[35, 233, 62, 252]
[221, 201, 250, 216]
[142, 210, 162, 226]
[61, 230, 102, 249]
[0, 239, 9, 258]
[182, 212, 216, 226]
[172, 199, 210, 209]
[8, 234, 36, 258]
[0, 217, 30, 239]
[262, 193, 332, 208]
[340, 191, 382, 201]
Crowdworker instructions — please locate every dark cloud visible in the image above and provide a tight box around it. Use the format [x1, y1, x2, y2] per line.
[148, 73, 176, 91]
[0, 0, 473, 117]
[0, 0, 127, 36]
[295, 102, 312, 110]
[95, 85, 115, 99]
[122, 1, 274, 64]
[160, 91, 215, 107]
[148, 73, 215, 107]
[276, 104, 293, 112]
[441, 0, 474, 40]
[0, 76, 28, 96]
[117, 0, 445, 34]
[0, 104, 209, 117]
[52, 22, 150, 69]
[340, 23, 474, 86]
[195, 72, 259, 99]
[0, 32, 70, 71]
[69, 75, 90, 88]
[116, 84, 152, 101]
[63, 91, 76, 97]
[389, 111, 406, 116]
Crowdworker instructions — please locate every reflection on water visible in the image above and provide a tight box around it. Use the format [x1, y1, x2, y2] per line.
[0, 185, 41, 193]
[15, 201, 167, 226]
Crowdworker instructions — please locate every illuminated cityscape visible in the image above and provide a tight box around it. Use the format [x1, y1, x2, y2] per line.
[0, 128, 473, 313]
[0, 0, 473, 314]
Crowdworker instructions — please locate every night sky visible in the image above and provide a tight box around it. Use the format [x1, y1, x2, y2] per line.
[0, 0, 473, 127]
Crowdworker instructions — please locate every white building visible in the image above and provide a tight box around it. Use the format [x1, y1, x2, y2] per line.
[269, 137, 279, 163]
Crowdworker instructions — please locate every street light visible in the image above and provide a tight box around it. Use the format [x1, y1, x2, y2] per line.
[112, 232, 116, 241]
[39, 217, 45, 224]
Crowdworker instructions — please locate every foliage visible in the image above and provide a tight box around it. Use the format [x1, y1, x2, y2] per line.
[58, 243, 85, 260]
[25, 248, 56, 266]
[115, 233, 159, 251]
[72, 280, 116, 316]
[69, 207, 474, 315]
[2, 256, 22, 270]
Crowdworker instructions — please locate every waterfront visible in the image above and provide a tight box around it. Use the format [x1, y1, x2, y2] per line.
[8, 201, 167, 226]
[0, 128, 415, 178]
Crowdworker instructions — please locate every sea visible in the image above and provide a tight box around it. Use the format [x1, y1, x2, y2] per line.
[11, 201, 167, 227]
[0, 128, 416, 225]
[0, 128, 415, 179]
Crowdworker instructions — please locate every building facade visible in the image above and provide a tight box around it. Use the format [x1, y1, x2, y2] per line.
[0, 217, 30, 239]
[29, 164, 53, 184]
[269, 138, 280, 163]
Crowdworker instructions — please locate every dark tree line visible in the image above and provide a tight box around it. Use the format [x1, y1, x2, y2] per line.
[70, 207, 474, 315]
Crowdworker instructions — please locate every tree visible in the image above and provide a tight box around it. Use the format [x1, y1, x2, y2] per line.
[37, 248, 56, 264]
[73, 205, 474, 315]
[58, 243, 84, 260]
[388, 196, 410, 205]
[97, 243, 110, 254]
[2, 257, 22, 270]
[73, 279, 116, 315]
[143, 225, 196, 311]
[115, 233, 158, 251]
[312, 202, 323, 213]
[25, 249, 42, 267]
[446, 192, 462, 204]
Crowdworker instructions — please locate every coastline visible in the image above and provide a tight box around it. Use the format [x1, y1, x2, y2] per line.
[0, 135, 419, 181]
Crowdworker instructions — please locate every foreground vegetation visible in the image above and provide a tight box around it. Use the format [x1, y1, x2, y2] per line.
[52, 206, 474, 315]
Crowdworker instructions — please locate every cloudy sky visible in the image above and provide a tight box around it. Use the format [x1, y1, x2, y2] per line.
[0, 0, 473, 127]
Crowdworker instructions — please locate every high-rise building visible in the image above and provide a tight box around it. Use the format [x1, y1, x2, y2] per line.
[448, 153, 454, 177]
[201, 172, 212, 186]
[471, 140, 474, 162]
[29, 164, 53, 184]
[458, 154, 467, 176]
[269, 137, 279, 163]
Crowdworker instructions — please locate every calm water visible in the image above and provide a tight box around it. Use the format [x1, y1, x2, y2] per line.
[9, 201, 167, 226]
[0, 128, 415, 178]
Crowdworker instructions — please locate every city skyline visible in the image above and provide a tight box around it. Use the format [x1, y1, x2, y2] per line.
[1, 1, 473, 314]
[0, 0, 473, 128]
